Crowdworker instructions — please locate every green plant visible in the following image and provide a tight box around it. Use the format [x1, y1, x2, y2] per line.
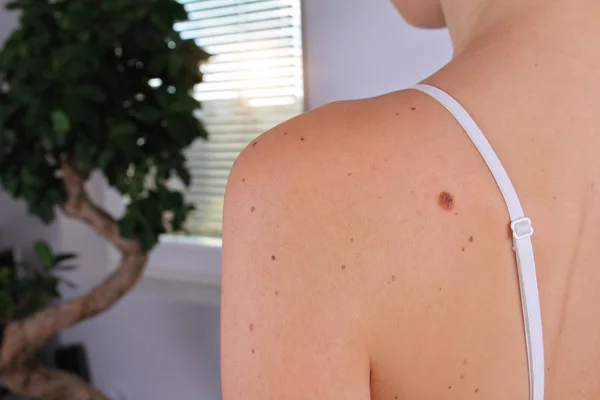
[0, 241, 76, 323]
[0, 0, 208, 398]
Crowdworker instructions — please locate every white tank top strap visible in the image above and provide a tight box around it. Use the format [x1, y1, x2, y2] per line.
[412, 84, 545, 400]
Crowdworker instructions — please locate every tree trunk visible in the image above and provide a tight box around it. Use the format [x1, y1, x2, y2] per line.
[0, 163, 149, 399]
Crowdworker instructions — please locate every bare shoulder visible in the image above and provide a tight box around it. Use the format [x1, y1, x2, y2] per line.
[220, 89, 512, 399]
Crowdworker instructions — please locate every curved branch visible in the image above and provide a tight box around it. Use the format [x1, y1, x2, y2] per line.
[0, 162, 149, 398]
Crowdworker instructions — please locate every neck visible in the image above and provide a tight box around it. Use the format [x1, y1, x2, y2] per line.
[441, 0, 600, 56]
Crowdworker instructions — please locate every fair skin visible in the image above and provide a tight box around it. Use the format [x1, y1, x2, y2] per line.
[221, 0, 600, 398]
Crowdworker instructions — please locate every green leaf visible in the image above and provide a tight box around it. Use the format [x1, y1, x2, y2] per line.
[58, 277, 77, 289]
[55, 265, 77, 271]
[34, 240, 54, 267]
[53, 253, 77, 265]
[110, 121, 137, 137]
[78, 85, 107, 102]
[175, 165, 191, 187]
[51, 110, 71, 134]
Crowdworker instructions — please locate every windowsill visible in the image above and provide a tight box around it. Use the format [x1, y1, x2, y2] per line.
[107, 235, 222, 306]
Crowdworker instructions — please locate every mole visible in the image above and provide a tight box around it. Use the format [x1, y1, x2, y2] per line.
[271, 255, 276, 261]
[411, 107, 417, 111]
[284, 132, 288, 136]
[300, 137, 305, 141]
[475, 388, 479, 393]
[448, 386, 452, 390]
[463, 359, 468, 365]
[341, 265, 347, 271]
[249, 323, 254, 332]
[469, 236, 474, 243]
[392, 275, 397, 281]
[252, 141, 259, 147]
[274, 290, 280, 296]
[251, 206, 256, 213]
[460, 375, 465, 380]
[395, 112, 400, 116]
[347, 172, 353, 177]
[439, 192, 455, 210]
[252, 348, 255, 354]
[462, 247, 466, 252]
[242, 178, 246, 183]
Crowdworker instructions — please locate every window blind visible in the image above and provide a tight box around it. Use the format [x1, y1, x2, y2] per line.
[173, 0, 305, 237]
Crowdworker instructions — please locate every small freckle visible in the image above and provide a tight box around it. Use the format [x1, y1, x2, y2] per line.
[284, 132, 288, 135]
[439, 191, 455, 210]
[341, 265, 347, 271]
[475, 388, 479, 393]
[448, 386, 452, 390]
[392, 275, 397, 281]
[463, 359, 468, 365]
[271, 255, 276, 261]
[378, 196, 382, 200]
[350, 238, 354, 242]
[462, 247, 465, 252]
[411, 107, 417, 111]
[300, 137, 305, 141]
[250, 206, 256, 213]
[384, 158, 388, 162]
[252, 348, 255, 354]
[249, 323, 254, 332]
[547, 367, 550, 372]
[460, 375, 465, 380]
[252, 141, 258, 147]
[553, 196, 557, 200]
[274, 290, 280, 295]
[469, 236, 474, 243]
[535, 63, 539, 67]
[242, 178, 246, 183]
[454, 212, 458, 216]
[347, 172, 353, 177]
[395, 112, 399, 116]
[439, 287, 442, 291]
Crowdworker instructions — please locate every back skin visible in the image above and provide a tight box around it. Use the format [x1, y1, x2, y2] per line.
[221, 1, 600, 399]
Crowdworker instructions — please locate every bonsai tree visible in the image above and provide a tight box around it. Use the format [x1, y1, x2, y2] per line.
[0, 0, 209, 398]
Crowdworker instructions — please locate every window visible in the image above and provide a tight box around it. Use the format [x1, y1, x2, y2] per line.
[174, 0, 305, 238]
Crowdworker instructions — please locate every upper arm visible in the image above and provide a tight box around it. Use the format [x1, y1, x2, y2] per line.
[221, 105, 372, 400]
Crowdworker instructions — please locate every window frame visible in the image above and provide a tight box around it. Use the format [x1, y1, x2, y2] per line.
[102, 0, 308, 301]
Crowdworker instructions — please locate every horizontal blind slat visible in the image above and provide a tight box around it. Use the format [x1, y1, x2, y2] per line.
[172, 0, 303, 238]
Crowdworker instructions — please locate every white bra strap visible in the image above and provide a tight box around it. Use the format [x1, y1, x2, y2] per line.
[413, 84, 545, 400]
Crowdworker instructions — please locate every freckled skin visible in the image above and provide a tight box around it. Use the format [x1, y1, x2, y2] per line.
[249, 323, 254, 332]
[469, 236, 474, 243]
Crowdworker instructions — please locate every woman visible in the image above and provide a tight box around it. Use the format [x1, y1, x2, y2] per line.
[221, 0, 600, 399]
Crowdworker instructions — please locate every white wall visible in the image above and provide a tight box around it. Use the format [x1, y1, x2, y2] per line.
[304, 0, 452, 108]
[0, 1, 451, 399]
